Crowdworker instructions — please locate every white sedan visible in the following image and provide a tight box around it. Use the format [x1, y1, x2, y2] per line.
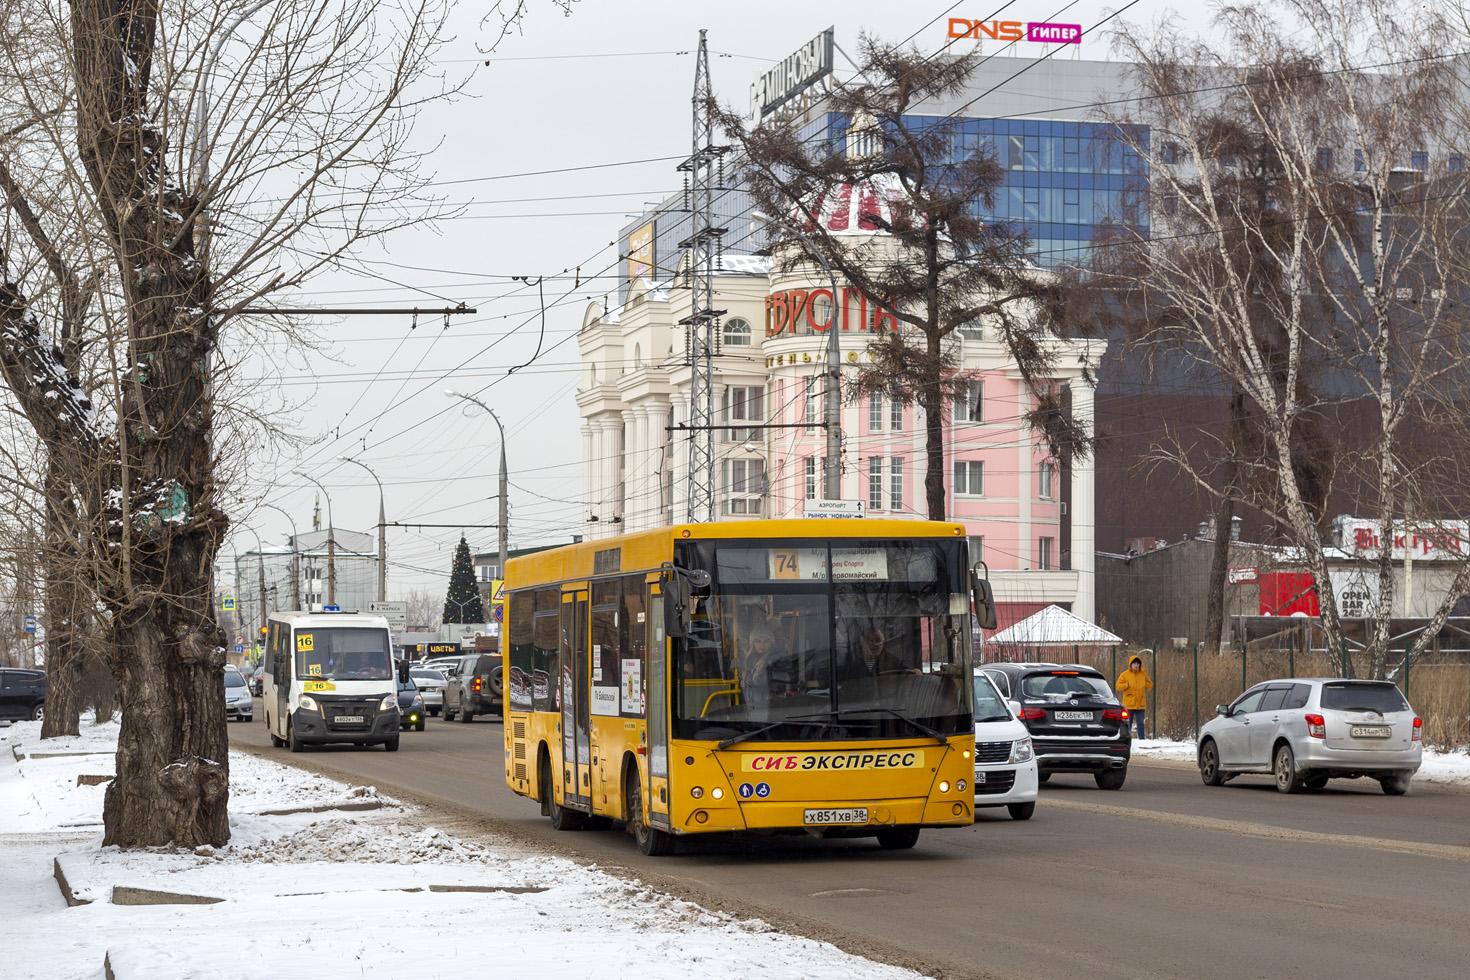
[409, 667, 448, 716]
[972, 669, 1039, 819]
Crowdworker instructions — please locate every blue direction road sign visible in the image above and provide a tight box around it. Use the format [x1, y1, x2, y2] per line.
[233, 644, 245, 654]
[22, 615, 38, 633]
[324, 604, 341, 612]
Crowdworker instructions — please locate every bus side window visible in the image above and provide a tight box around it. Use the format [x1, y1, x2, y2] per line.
[620, 574, 647, 717]
[532, 587, 560, 712]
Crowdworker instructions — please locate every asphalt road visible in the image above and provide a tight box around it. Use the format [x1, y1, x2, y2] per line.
[230, 705, 1470, 980]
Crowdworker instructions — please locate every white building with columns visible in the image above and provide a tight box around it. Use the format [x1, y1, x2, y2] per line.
[577, 183, 1106, 628]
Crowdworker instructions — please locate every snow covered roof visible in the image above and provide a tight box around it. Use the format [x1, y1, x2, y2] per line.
[986, 605, 1123, 645]
[715, 254, 772, 276]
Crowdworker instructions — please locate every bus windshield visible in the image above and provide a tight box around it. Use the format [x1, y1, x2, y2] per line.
[672, 539, 973, 742]
[293, 627, 393, 681]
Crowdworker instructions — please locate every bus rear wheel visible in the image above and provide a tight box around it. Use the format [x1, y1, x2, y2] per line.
[627, 773, 674, 856]
[876, 826, 921, 850]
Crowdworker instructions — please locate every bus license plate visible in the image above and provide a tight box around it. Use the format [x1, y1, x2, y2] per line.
[804, 807, 868, 825]
[1352, 726, 1391, 738]
[336, 715, 364, 724]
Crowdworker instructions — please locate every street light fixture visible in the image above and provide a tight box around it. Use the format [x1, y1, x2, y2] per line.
[293, 471, 335, 607]
[445, 390, 509, 589]
[338, 455, 387, 603]
[751, 210, 843, 499]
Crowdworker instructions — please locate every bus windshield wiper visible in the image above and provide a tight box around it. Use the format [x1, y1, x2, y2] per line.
[717, 713, 836, 750]
[839, 707, 949, 744]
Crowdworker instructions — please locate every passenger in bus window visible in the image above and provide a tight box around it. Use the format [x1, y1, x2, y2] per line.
[740, 627, 785, 701]
[838, 627, 919, 680]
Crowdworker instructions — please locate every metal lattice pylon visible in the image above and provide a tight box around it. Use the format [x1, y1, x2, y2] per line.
[676, 29, 727, 523]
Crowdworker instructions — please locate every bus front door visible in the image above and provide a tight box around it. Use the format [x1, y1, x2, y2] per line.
[560, 589, 592, 810]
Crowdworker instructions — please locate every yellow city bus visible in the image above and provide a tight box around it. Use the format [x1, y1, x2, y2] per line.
[503, 519, 990, 855]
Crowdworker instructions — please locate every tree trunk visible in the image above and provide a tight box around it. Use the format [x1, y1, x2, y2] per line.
[1204, 389, 1245, 656]
[41, 464, 84, 737]
[923, 330, 947, 520]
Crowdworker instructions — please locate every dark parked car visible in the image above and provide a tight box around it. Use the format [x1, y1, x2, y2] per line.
[0, 668, 46, 722]
[250, 662, 266, 697]
[980, 663, 1132, 789]
[443, 653, 502, 722]
[396, 677, 426, 731]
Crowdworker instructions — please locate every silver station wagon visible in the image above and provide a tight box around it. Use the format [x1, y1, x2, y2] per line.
[1198, 678, 1422, 795]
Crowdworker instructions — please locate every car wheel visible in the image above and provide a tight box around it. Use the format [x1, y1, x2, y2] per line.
[268, 714, 285, 747]
[415, 720, 425, 732]
[626, 774, 672, 854]
[1305, 774, 1329, 791]
[460, 708, 474, 723]
[1379, 771, 1412, 795]
[429, 709, 439, 717]
[1006, 801, 1036, 820]
[29, 704, 43, 722]
[1095, 768, 1127, 790]
[444, 704, 456, 721]
[1273, 743, 1304, 793]
[1199, 738, 1225, 786]
[876, 826, 921, 850]
[1037, 772, 1051, 783]
[288, 717, 304, 753]
[384, 735, 400, 752]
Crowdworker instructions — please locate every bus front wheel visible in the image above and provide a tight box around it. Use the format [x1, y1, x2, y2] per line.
[627, 773, 674, 856]
[876, 826, 920, 850]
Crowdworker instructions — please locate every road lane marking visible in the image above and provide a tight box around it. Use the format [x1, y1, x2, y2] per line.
[1044, 798, 1470, 862]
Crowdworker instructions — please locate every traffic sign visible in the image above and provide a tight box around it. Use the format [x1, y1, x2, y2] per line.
[221, 596, 236, 611]
[802, 498, 865, 519]
[493, 604, 504, 623]
[324, 604, 341, 612]
[22, 615, 37, 633]
[233, 644, 244, 654]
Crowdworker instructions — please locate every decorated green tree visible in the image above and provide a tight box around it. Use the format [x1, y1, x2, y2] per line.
[442, 537, 486, 624]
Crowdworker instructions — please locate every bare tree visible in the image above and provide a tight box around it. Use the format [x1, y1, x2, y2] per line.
[719, 37, 1093, 521]
[0, 0, 458, 847]
[1100, 0, 1470, 677]
[399, 586, 441, 630]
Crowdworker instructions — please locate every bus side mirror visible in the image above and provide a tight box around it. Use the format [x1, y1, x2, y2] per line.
[664, 575, 693, 638]
[970, 569, 998, 631]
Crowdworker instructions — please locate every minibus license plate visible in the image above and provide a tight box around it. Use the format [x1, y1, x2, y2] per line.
[804, 807, 868, 825]
[1054, 711, 1093, 721]
[336, 715, 365, 724]
[1351, 726, 1391, 738]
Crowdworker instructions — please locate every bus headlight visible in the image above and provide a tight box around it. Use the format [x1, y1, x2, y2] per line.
[711, 787, 723, 800]
[297, 695, 319, 712]
[690, 786, 704, 799]
[957, 779, 967, 792]
[1010, 738, 1034, 764]
[939, 781, 950, 793]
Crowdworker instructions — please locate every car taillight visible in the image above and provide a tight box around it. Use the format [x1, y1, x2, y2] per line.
[1102, 708, 1123, 721]
[1305, 714, 1326, 738]
[1019, 707, 1047, 720]
[472, 677, 482, 693]
[1412, 716, 1422, 741]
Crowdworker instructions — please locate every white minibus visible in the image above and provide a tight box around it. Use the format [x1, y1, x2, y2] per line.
[262, 611, 401, 752]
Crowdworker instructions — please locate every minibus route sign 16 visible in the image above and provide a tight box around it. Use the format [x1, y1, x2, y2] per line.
[742, 750, 926, 772]
[948, 18, 1083, 44]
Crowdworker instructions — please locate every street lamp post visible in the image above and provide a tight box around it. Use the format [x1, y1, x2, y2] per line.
[751, 211, 842, 499]
[338, 456, 386, 602]
[240, 526, 267, 646]
[445, 391, 508, 586]
[258, 502, 300, 610]
[293, 471, 335, 607]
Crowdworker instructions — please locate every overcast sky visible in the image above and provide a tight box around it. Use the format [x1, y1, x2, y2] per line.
[226, 0, 1218, 602]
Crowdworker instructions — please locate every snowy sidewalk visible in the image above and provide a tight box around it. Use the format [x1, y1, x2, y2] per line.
[0, 718, 930, 980]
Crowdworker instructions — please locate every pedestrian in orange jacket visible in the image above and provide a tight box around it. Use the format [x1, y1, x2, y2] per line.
[1115, 655, 1153, 739]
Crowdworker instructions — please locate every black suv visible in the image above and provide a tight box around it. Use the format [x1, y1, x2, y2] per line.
[443, 653, 503, 722]
[0, 668, 47, 722]
[980, 663, 1131, 789]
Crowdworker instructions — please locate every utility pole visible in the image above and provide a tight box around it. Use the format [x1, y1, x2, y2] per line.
[339, 456, 386, 602]
[677, 29, 727, 522]
[444, 391, 509, 585]
[751, 211, 842, 498]
[294, 472, 335, 607]
[259, 502, 300, 610]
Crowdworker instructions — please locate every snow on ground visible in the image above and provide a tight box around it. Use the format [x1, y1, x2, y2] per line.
[1130, 737, 1470, 787]
[0, 718, 930, 980]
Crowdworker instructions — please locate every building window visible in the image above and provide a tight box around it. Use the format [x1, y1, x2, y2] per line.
[890, 399, 902, 431]
[1411, 149, 1428, 172]
[1451, 154, 1465, 173]
[1039, 536, 1054, 571]
[724, 458, 765, 515]
[804, 457, 817, 500]
[722, 317, 751, 347]
[1316, 147, 1334, 171]
[868, 457, 884, 511]
[1160, 141, 1180, 165]
[1008, 134, 1025, 170]
[723, 385, 764, 442]
[869, 392, 883, 432]
[1355, 149, 1366, 172]
[968, 535, 984, 563]
[953, 459, 984, 496]
[889, 457, 904, 511]
[954, 380, 983, 422]
[803, 376, 819, 432]
[1039, 461, 1054, 499]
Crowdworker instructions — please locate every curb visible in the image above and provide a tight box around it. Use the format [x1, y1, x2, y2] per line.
[53, 857, 91, 907]
[77, 774, 113, 786]
[112, 885, 225, 906]
[253, 799, 384, 817]
[428, 884, 548, 894]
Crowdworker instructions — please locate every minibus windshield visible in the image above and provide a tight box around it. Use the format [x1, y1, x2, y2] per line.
[293, 628, 393, 681]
